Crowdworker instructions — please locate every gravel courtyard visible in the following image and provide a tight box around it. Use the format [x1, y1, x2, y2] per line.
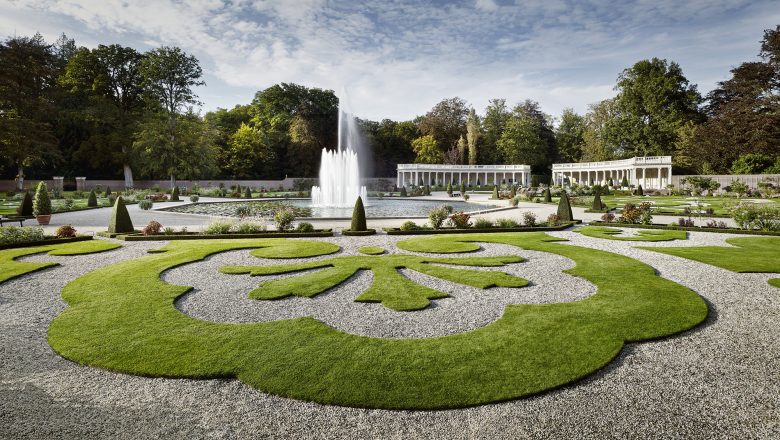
[1, 230, 778, 439]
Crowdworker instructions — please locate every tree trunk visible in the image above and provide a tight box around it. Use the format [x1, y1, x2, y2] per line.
[170, 174, 176, 189]
[16, 163, 24, 191]
[123, 164, 134, 189]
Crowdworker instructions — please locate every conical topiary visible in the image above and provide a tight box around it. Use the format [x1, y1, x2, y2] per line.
[608, 178, 614, 187]
[510, 186, 516, 198]
[543, 188, 552, 203]
[108, 196, 134, 233]
[104, 185, 111, 198]
[425, 184, 430, 196]
[17, 191, 33, 216]
[460, 182, 466, 194]
[592, 190, 604, 211]
[621, 176, 629, 188]
[244, 187, 252, 198]
[492, 186, 498, 199]
[87, 189, 98, 207]
[635, 185, 644, 196]
[447, 183, 453, 197]
[33, 182, 51, 216]
[557, 191, 573, 221]
[171, 186, 180, 201]
[350, 196, 367, 231]
[400, 186, 407, 197]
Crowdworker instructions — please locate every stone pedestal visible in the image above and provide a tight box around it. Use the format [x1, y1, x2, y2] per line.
[75, 177, 87, 192]
[52, 176, 64, 193]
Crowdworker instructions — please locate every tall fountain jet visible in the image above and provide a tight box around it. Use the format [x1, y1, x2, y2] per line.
[311, 88, 368, 208]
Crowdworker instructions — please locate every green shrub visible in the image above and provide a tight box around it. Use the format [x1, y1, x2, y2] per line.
[556, 192, 573, 221]
[295, 222, 315, 232]
[170, 186, 180, 201]
[447, 183, 453, 197]
[510, 186, 516, 198]
[138, 199, 153, 210]
[63, 198, 75, 210]
[509, 196, 519, 207]
[236, 221, 267, 233]
[190, 194, 200, 203]
[592, 191, 604, 211]
[244, 187, 252, 198]
[203, 220, 235, 234]
[634, 185, 644, 196]
[400, 186, 407, 197]
[463, 194, 470, 201]
[273, 207, 295, 231]
[425, 184, 431, 196]
[55, 224, 77, 238]
[104, 186, 111, 198]
[107, 194, 116, 206]
[543, 188, 552, 203]
[492, 186, 498, 199]
[621, 176, 629, 187]
[731, 203, 780, 231]
[0, 226, 44, 245]
[350, 196, 367, 231]
[236, 205, 252, 219]
[448, 211, 471, 228]
[33, 182, 51, 216]
[428, 205, 449, 229]
[495, 218, 520, 228]
[17, 191, 33, 216]
[459, 182, 466, 194]
[522, 211, 537, 226]
[87, 190, 98, 207]
[399, 220, 419, 231]
[108, 196, 134, 233]
[473, 217, 493, 229]
[163, 227, 176, 235]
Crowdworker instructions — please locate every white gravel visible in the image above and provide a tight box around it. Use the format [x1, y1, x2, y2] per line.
[1, 231, 779, 439]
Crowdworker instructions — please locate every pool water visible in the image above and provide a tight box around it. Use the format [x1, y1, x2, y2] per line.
[289, 198, 498, 218]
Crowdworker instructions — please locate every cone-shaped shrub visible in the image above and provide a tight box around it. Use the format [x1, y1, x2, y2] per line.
[557, 191, 573, 221]
[621, 176, 629, 188]
[108, 196, 134, 233]
[447, 183, 453, 196]
[17, 191, 33, 216]
[637, 184, 644, 196]
[87, 189, 98, 207]
[400, 186, 407, 197]
[425, 184, 430, 196]
[510, 186, 516, 198]
[543, 188, 552, 202]
[244, 187, 252, 198]
[608, 178, 614, 187]
[171, 186, 180, 201]
[592, 190, 604, 211]
[492, 186, 498, 199]
[459, 182, 465, 194]
[350, 196, 367, 231]
[104, 185, 111, 198]
[33, 182, 51, 216]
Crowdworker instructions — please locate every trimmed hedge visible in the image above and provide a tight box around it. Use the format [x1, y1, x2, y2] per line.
[33, 182, 51, 216]
[557, 192, 573, 221]
[342, 229, 377, 236]
[588, 221, 780, 236]
[87, 190, 98, 207]
[385, 221, 578, 235]
[17, 191, 33, 216]
[351, 196, 367, 231]
[117, 230, 334, 241]
[108, 196, 134, 234]
[0, 235, 93, 251]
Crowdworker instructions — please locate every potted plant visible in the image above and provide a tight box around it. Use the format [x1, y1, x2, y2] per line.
[33, 181, 52, 225]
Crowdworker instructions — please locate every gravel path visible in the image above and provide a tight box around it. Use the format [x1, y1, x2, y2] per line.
[1, 232, 778, 439]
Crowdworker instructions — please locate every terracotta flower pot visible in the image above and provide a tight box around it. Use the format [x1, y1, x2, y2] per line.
[36, 215, 51, 225]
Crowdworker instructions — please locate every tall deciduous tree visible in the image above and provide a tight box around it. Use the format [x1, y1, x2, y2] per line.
[481, 99, 509, 164]
[412, 135, 441, 164]
[497, 100, 556, 173]
[61, 44, 145, 187]
[418, 97, 468, 154]
[225, 123, 275, 178]
[607, 58, 703, 157]
[582, 99, 619, 162]
[555, 108, 585, 163]
[466, 108, 480, 165]
[0, 34, 61, 190]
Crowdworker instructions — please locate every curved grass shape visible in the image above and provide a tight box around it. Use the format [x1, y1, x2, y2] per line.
[358, 246, 385, 255]
[48, 234, 707, 409]
[576, 225, 687, 241]
[639, 236, 780, 287]
[221, 254, 527, 311]
[0, 240, 121, 284]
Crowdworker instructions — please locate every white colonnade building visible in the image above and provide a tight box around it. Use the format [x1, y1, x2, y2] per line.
[396, 164, 531, 188]
[552, 156, 673, 190]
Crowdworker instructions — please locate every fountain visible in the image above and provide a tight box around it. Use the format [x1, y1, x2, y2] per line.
[311, 88, 368, 208]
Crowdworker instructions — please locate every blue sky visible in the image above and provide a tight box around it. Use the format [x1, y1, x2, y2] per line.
[3, 0, 779, 122]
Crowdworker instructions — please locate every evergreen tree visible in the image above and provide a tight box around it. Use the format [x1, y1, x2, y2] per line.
[350, 196, 367, 231]
[557, 192, 573, 221]
[33, 181, 51, 216]
[544, 188, 552, 203]
[87, 190, 97, 207]
[492, 185, 499, 199]
[170, 186, 180, 201]
[447, 183, 453, 197]
[104, 185, 111, 198]
[621, 176, 629, 188]
[17, 191, 33, 216]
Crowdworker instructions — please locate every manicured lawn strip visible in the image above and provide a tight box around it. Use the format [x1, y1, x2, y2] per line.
[358, 246, 385, 255]
[0, 240, 121, 284]
[0, 235, 93, 251]
[221, 254, 526, 311]
[48, 234, 707, 409]
[576, 226, 688, 241]
[385, 222, 578, 235]
[639, 236, 780, 274]
[769, 279, 780, 288]
[588, 221, 780, 236]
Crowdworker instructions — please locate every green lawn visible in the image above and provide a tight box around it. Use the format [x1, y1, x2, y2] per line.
[1, 195, 113, 215]
[358, 246, 385, 255]
[0, 240, 122, 284]
[576, 225, 687, 241]
[48, 233, 707, 409]
[639, 236, 780, 287]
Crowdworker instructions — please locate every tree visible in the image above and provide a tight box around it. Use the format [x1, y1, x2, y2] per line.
[456, 135, 466, 164]
[497, 100, 556, 173]
[555, 108, 585, 163]
[350, 196, 367, 231]
[0, 34, 61, 190]
[225, 123, 276, 179]
[412, 135, 441, 164]
[607, 58, 703, 157]
[466, 108, 480, 165]
[481, 99, 509, 164]
[418, 97, 468, 154]
[730, 153, 775, 174]
[582, 99, 619, 162]
[61, 44, 145, 188]
[138, 46, 205, 187]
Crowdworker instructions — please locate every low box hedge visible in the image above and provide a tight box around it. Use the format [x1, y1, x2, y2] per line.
[342, 228, 376, 236]
[384, 221, 579, 235]
[588, 221, 780, 236]
[0, 235, 93, 250]
[117, 230, 333, 241]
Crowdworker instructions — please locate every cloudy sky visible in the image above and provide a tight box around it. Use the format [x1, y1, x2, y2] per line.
[3, 0, 779, 121]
